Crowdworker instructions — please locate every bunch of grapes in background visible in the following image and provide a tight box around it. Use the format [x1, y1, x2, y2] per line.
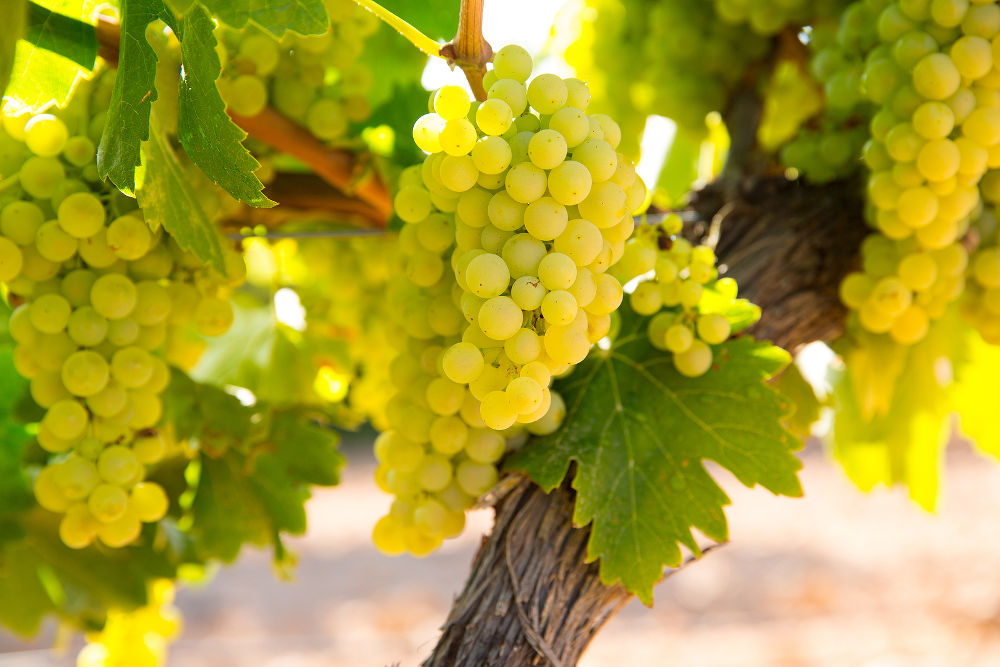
[0, 77, 243, 549]
[372, 44, 646, 556]
[217, 0, 377, 140]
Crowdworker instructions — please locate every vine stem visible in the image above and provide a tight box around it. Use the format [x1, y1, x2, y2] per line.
[228, 108, 392, 225]
[441, 0, 493, 101]
[351, 0, 444, 59]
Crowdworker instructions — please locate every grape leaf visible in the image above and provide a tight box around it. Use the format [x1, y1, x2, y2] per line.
[161, 368, 255, 452]
[773, 361, 822, 439]
[164, 5, 273, 207]
[189, 411, 343, 562]
[97, 0, 162, 195]
[24, 2, 97, 69]
[955, 332, 1000, 459]
[0, 347, 33, 516]
[654, 126, 702, 208]
[136, 111, 227, 273]
[197, 0, 328, 37]
[827, 312, 966, 510]
[0, 0, 27, 100]
[0, 540, 55, 636]
[6, 38, 89, 111]
[507, 309, 803, 605]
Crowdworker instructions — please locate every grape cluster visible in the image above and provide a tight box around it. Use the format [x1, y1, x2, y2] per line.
[372, 45, 645, 556]
[613, 215, 741, 377]
[714, 0, 852, 35]
[775, 2, 883, 183]
[838, 0, 1000, 344]
[218, 0, 377, 139]
[0, 98, 241, 549]
[241, 233, 397, 428]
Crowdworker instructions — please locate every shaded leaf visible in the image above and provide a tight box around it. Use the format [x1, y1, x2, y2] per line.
[165, 5, 272, 207]
[136, 110, 226, 272]
[0, 0, 28, 99]
[97, 0, 161, 194]
[24, 1, 96, 69]
[198, 0, 328, 37]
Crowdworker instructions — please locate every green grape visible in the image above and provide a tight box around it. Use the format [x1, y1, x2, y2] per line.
[1, 201, 45, 245]
[35, 220, 78, 262]
[59, 503, 98, 549]
[527, 129, 568, 170]
[96, 508, 141, 547]
[29, 294, 72, 334]
[88, 483, 129, 523]
[130, 482, 168, 522]
[106, 216, 152, 260]
[23, 114, 68, 157]
[62, 350, 110, 397]
[57, 192, 106, 238]
[523, 197, 568, 241]
[492, 44, 533, 82]
[53, 455, 100, 500]
[91, 273, 137, 319]
[537, 252, 577, 290]
[110, 346, 154, 389]
[97, 445, 141, 486]
[19, 156, 65, 199]
[0, 236, 23, 282]
[193, 296, 234, 337]
[62, 135, 96, 167]
[132, 281, 172, 326]
[224, 74, 268, 116]
[434, 85, 471, 120]
[34, 465, 71, 512]
[478, 296, 522, 340]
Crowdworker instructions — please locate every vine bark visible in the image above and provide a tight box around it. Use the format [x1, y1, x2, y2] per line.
[422, 174, 866, 665]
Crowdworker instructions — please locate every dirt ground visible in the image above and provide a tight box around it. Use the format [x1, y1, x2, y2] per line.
[5, 438, 1000, 667]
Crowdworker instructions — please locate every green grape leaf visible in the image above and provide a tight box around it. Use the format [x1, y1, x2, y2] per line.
[24, 2, 97, 69]
[161, 368, 255, 453]
[0, 0, 27, 100]
[136, 111, 226, 273]
[164, 0, 196, 14]
[773, 361, 822, 439]
[0, 540, 55, 636]
[955, 333, 1000, 459]
[164, 5, 273, 207]
[0, 507, 183, 637]
[6, 38, 89, 111]
[507, 309, 803, 605]
[654, 126, 703, 208]
[0, 305, 34, 519]
[828, 312, 967, 510]
[96, 0, 162, 195]
[197, 0, 328, 37]
[189, 411, 342, 562]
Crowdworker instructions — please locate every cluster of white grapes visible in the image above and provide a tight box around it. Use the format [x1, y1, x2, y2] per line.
[776, 2, 881, 183]
[714, 0, 851, 35]
[218, 0, 377, 139]
[837, 0, 1000, 345]
[241, 234, 396, 428]
[372, 45, 646, 556]
[0, 96, 242, 549]
[612, 215, 739, 377]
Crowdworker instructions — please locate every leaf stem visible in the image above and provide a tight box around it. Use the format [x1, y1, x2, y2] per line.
[350, 0, 443, 59]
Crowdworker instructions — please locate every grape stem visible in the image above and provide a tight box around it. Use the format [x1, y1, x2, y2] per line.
[350, 0, 444, 59]
[440, 0, 493, 101]
[228, 108, 392, 225]
[224, 173, 388, 230]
